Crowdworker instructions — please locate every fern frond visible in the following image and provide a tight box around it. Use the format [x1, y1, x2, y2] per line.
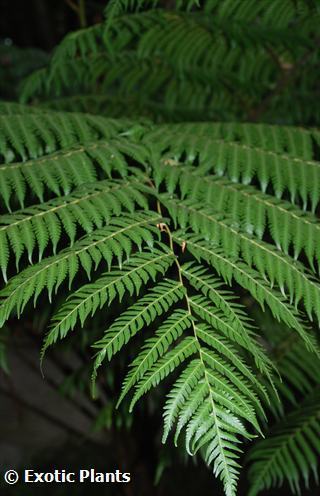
[0, 179, 148, 278]
[0, 211, 161, 324]
[0, 145, 96, 209]
[106, 270, 269, 495]
[0, 135, 149, 211]
[166, 198, 320, 320]
[156, 164, 320, 267]
[116, 290, 269, 421]
[129, 329, 261, 496]
[148, 122, 316, 159]
[20, 0, 319, 123]
[161, 345, 256, 496]
[91, 279, 186, 379]
[247, 389, 320, 496]
[0, 110, 131, 162]
[173, 233, 319, 356]
[148, 126, 320, 210]
[0, 0, 320, 491]
[42, 246, 175, 354]
[200, 177, 320, 266]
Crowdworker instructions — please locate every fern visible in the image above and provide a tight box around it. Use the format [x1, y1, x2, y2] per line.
[173, 233, 319, 355]
[147, 125, 320, 210]
[19, 1, 320, 124]
[155, 163, 320, 265]
[42, 246, 175, 353]
[252, 309, 320, 419]
[1, 106, 320, 494]
[247, 389, 320, 495]
[0, 211, 161, 323]
[1, 1, 320, 494]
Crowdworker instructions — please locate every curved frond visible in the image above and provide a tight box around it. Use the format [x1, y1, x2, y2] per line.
[43, 246, 175, 354]
[0, 211, 161, 325]
[156, 164, 320, 266]
[173, 232, 319, 357]
[0, 178, 148, 279]
[167, 198, 320, 321]
[91, 278, 186, 379]
[247, 390, 320, 496]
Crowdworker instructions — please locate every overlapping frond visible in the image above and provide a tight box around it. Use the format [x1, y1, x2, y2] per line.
[18, 1, 319, 124]
[247, 389, 320, 496]
[155, 163, 320, 266]
[0, 211, 161, 325]
[173, 232, 319, 356]
[42, 246, 175, 354]
[0, 110, 130, 162]
[166, 197, 320, 322]
[148, 125, 320, 211]
[0, 63, 320, 496]
[0, 138, 149, 209]
[0, 179, 148, 279]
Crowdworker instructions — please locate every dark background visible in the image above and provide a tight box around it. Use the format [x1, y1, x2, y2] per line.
[0, 0, 104, 50]
[0, 1, 319, 495]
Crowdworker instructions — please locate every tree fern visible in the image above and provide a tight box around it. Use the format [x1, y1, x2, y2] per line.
[1, 1, 320, 494]
[1, 105, 320, 493]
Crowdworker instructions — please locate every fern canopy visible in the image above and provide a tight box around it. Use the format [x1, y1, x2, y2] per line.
[19, 0, 320, 125]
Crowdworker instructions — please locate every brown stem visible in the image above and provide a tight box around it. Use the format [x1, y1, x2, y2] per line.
[78, 0, 87, 28]
[65, 0, 87, 27]
[65, 0, 78, 13]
